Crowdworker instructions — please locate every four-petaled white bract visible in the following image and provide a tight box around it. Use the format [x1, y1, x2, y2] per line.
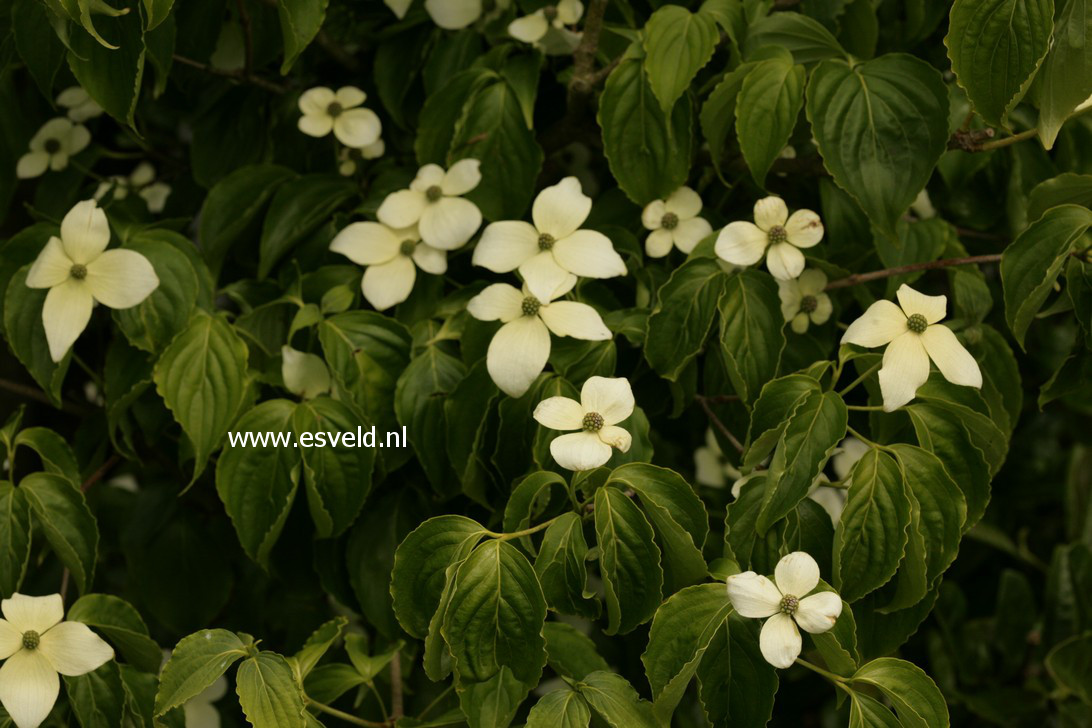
[509, 0, 584, 55]
[383, 0, 488, 29]
[841, 284, 982, 411]
[778, 269, 832, 334]
[55, 87, 103, 123]
[26, 200, 160, 362]
[534, 376, 634, 471]
[281, 346, 331, 400]
[377, 160, 483, 251]
[330, 221, 447, 311]
[338, 139, 385, 176]
[0, 593, 115, 728]
[641, 186, 713, 258]
[472, 176, 626, 303]
[297, 86, 382, 149]
[94, 162, 172, 213]
[726, 552, 842, 669]
[715, 196, 824, 280]
[468, 269, 611, 397]
[16, 118, 91, 180]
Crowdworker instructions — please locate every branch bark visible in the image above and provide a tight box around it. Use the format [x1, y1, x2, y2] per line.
[823, 254, 1003, 290]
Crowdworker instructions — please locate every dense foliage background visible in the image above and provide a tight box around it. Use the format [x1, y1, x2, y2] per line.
[0, 0, 1091, 726]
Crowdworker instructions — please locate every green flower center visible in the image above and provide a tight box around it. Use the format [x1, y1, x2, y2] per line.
[767, 225, 788, 245]
[44, 138, 62, 154]
[399, 240, 417, 257]
[582, 411, 604, 432]
[800, 295, 818, 313]
[537, 233, 555, 251]
[70, 264, 88, 280]
[326, 101, 343, 118]
[779, 595, 798, 616]
[425, 185, 443, 202]
[22, 631, 40, 650]
[661, 212, 679, 230]
[906, 313, 928, 334]
[521, 296, 541, 317]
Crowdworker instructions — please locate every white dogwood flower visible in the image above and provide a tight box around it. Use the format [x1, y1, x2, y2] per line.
[16, 118, 91, 179]
[297, 86, 382, 148]
[467, 271, 611, 397]
[841, 284, 982, 411]
[807, 437, 870, 526]
[534, 376, 633, 470]
[694, 428, 741, 488]
[330, 221, 445, 311]
[509, 0, 583, 55]
[383, 0, 485, 29]
[184, 675, 227, 728]
[377, 160, 482, 251]
[55, 87, 103, 122]
[472, 176, 626, 302]
[94, 163, 171, 213]
[778, 269, 832, 334]
[338, 139, 385, 176]
[641, 186, 713, 258]
[26, 200, 159, 362]
[0, 593, 115, 728]
[910, 189, 936, 219]
[726, 552, 842, 669]
[281, 346, 331, 400]
[715, 196, 824, 280]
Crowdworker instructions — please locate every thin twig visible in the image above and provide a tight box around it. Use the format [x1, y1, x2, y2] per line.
[0, 378, 94, 417]
[307, 699, 389, 728]
[81, 454, 121, 493]
[389, 652, 403, 721]
[695, 395, 744, 454]
[823, 254, 1003, 290]
[172, 54, 288, 94]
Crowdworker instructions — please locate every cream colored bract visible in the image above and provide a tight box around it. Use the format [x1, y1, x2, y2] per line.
[533, 376, 634, 470]
[330, 221, 446, 311]
[376, 160, 483, 251]
[641, 186, 713, 258]
[297, 86, 382, 148]
[715, 196, 824, 280]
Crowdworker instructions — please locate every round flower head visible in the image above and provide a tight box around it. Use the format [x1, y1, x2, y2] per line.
[330, 221, 446, 311]
[715, 196, 824, 280]
[0, 593, 115, 728]
[25, 200, 159, 362]
[281, 346, 331, 400]
[840, 284, 982, 411]
[509, 0, 583, 55]
[533, 376, 634, 470]
[467, 268, 611, 397]
[376, 160, 483, 251]
[55, 87, 103, 122]
[17, 118, 91, 179]
[778, 269, 832, 334]
[472, 176, 626, 302]
[725, 552, 842, 669]
[641, 186, 713, 258]
[297, 86, 382, 148]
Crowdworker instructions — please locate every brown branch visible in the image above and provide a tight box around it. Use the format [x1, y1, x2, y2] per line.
[236, 0, 254, 75]
[390, 652, 404, 720]
[824, 254, 1003, 290]
[172, 54, 288, 94]
[542, 0, 611, 152]
[0, 378, 94, 417]
[695, 395, 744, 454]
[81, 454, 121, 493]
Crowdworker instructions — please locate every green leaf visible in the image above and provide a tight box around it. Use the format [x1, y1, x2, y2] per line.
[292, 397, 375, 538]
[718, 270, 786, 403]
[745, 12, 848, 64]
[415, 68, 496, 166]
[849, 657, 949, 728]
[756, 390, 847, 532]
[609, 463, 709, 592]
[68, 594, 162, 674]
[526, 687, 592, 728]
[294, 616, 348, 678]
[642, 5, 719, 114]
[66, 6, 145, 125]
[599, 55, 693, 205]
[199, 164, 297, 276]
[20, 472, 98, 595]
[576, 671, 658, 728]
[391, 515, 487, 639]
[155, 629, 249, 716]
[276, 0, 327, 74]
[744, 374, 822, 469]
[395, 346, 467, 494]
[806, 54, 949, 239]
[451, 79, 544, 221]
[345, 635, 402, 682]
[542, 622, 610, 680]
[12, 0, 66, 99]
[641, 583, 733, 725]
[694, 613, 779, 726]
[594, 485, 664, 634]
[1001, 204, 1092, 347]
[535, 512, 599, 618]
[1037, 0, 1092, 147]
[112, 234, 201, 353]
[259, 174, 356, 278]
[13, 427, 80, 486]
[65, 662, 126, 728]
[3, 266, 72, 407]
[0, 483, 31, 598]
[736, 54, 805, 186]
[154, 311, 252, 481]
[1027, 173, 1092, 223]
[1046, 633, 1092, 705]
[236, 651, 308, 727]
[645, 258, 725, 381]
[907, 401, 992, 528]
[141, 0, 174, 30]
[849, 691, 902, 727]
[701, 63, 756, 182]
[834, 449, 911, 602]
[946, 0, 1054, 128]
[890, 445, 965, 584]
[215, 399, 300, 567]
